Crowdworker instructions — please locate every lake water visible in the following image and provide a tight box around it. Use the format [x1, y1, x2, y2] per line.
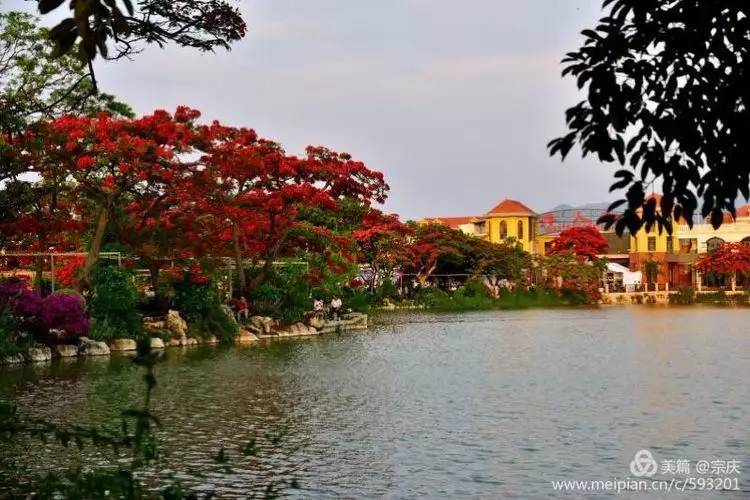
[0, 307, 748, 498]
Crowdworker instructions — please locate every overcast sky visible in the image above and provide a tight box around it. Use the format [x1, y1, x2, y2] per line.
[6, 0, 614, 219]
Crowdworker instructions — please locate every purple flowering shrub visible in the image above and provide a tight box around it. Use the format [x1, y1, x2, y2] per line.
[40, 293, 90, 338]
[0, 279, 43, 319]
[0, 278, 89, 342]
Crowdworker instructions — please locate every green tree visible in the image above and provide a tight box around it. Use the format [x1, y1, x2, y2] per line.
[0, 11, 131, 144]
[550, 1, 750, 234]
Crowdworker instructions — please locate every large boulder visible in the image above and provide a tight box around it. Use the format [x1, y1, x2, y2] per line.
[26, 347, 52, 363]
[185, 338, 199, 347]
[78, 337, 111, 356]
[143, 317, 166, 333]
[150, 337, 165, 349]
[2, 353, 25, 365]
[249, 316, 275, 335]
[305, 314, 326, 330]
[110, 338, 137, 351]
[342, 312, 368, 329]
[236, 329, 259, 344]
[275, 322, 318, 337]
[166, 337, 185, 347]
[54, 345, 78, 358]
[166, 310, 188, 338]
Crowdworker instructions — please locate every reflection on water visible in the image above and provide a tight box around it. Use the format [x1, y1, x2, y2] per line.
[0, 307, 748, 498]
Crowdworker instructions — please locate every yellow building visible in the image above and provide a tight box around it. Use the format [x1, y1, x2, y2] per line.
[420, 199, 551, 254]
[629, 203, 750, 289]
[422, 196, 750, 290]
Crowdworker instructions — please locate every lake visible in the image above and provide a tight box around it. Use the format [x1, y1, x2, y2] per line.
[0, 307, 748, 498]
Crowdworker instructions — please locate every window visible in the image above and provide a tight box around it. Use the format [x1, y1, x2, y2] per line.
[517, 220, 524, 241]
[529, 220, 535, 241]
[666, 237, 673, 253]
[647, 236, 656, 252]
[706, 237, 725, 253]
[679, 238, 697, 253]
[474, 221, 486, 234]
[499, 220, 507, 239]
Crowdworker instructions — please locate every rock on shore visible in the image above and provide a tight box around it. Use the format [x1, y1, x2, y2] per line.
[54, 345, 78, 357]
[78, 337, 111, 356]
[25, 347, 52, 363]
[110, 338, 137, 351]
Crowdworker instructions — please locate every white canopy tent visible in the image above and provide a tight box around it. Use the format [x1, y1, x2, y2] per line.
[605, 262, 642, 291]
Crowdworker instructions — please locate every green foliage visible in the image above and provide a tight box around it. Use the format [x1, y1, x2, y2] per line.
[0, 11, 132, 137]
[375, 279, 399, 302]
[670, 287, 696, 305]
[89, 266, 141, 340]
[694, 290, 749, 305]
[412, 286, 570, 311]
[342, 288, 374, 314]
[249, 266, 311, 325]
[460, 278, 492, 298]
[0, 309, 30, 359]
[414, 287, 450, 308]
[173, 277, 237, 342]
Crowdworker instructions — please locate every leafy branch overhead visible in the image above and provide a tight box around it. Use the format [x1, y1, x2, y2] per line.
[37, 0, 247, 91]
[549, 1, 750, 234]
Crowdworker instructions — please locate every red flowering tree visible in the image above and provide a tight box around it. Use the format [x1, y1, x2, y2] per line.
[24, 107, 201, 288]
[406, 224, 467, 285]
[542, 252, 603, 303]
[354, 210, 412, 291]
[696, 242, 750, 283]
[547, 225, 608, 262]
[192, 124, 389, 295]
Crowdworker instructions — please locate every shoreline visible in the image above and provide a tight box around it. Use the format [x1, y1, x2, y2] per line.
[0, 312, 370, 367]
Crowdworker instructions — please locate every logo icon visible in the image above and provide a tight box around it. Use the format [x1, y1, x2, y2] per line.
[630, 449, 658, 477]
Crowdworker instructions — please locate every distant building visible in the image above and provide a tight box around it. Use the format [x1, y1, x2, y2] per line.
[419, 199, 548, 254]
[421, 197, 750, 290]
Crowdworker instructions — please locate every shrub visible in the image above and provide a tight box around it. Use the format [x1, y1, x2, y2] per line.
[40, 293, 89, 340]
[414, 287, 449, 308]
[173, 276, 237, 342]
[375, 279, 399, 301]
[670, 287, 696, 305]
[0, 309, 30, 359]
[0, 279, 88, 343]
[89, 266, 141, 340]
[0, 278, 43, 320]
[248, 266, 311, 324]
[461, 278, 491, 298]
[342, 288, 375, 313]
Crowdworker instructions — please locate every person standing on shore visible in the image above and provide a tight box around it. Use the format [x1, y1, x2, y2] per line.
[330, 296, 342, 320]
[313, 298, 324, 318]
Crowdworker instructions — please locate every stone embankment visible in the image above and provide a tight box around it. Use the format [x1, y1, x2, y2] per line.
[2, 310, 369, 366]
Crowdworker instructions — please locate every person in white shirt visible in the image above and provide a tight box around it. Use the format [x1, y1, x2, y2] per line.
[330, 297, 342, 320]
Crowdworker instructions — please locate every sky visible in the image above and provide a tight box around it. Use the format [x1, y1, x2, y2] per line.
[5, 0, 614, 220]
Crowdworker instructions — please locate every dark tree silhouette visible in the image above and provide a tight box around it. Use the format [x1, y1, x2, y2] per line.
[549, 1, 750, 234]
[37, 0, 247, 92]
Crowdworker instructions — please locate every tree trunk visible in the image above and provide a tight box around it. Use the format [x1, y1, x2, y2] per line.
[77, 204, 111, 291]
[34, 234, 48, 294]
[247, 232, 289, 293]
[232, 225, 246, 297]
[369, 266, 379, 293]
[249, 256, 275, 293]
[148, 260, 161, 289]
[34, 256, 45, 293]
